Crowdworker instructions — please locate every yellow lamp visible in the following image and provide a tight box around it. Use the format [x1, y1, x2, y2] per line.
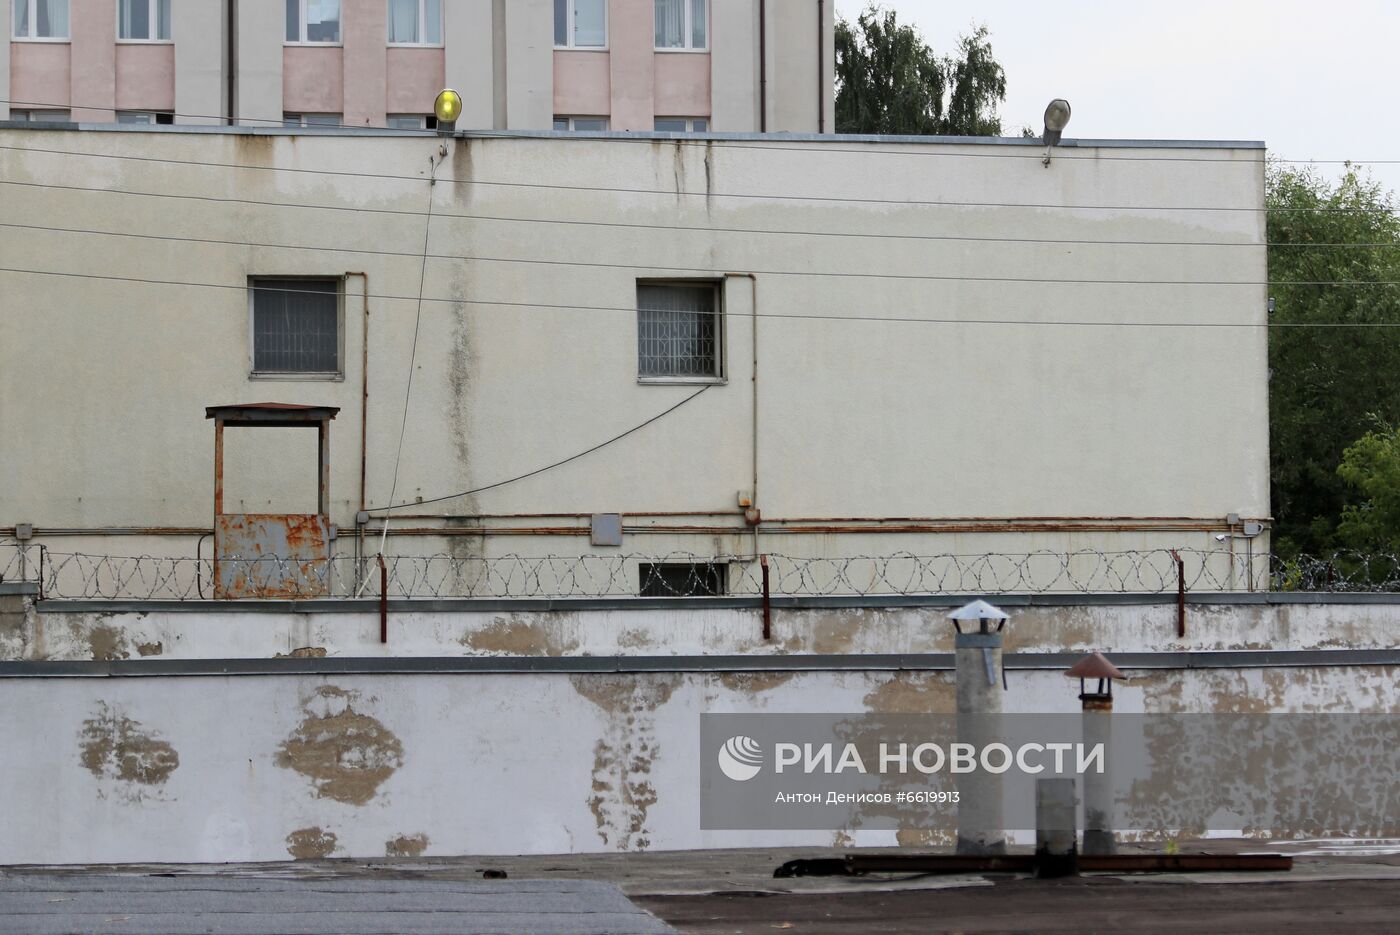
[434, 88, 463, 131]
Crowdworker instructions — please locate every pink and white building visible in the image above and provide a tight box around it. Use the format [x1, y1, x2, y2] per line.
[2, 0, 835, 131]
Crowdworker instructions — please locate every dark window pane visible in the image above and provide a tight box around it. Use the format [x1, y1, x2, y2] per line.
[638, 283, 719, 376]
[639, 562, 727, 597]
[253, 279, 339, 372]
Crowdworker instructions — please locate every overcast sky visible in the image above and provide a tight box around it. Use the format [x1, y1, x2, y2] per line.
[833, 0, 1400, 193]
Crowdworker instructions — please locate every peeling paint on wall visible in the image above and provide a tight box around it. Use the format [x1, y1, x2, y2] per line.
[463, 614, 579, 656]
[135, 641, 164, 657]
[572, 673, 681, 851]
[862, 672, 955, 714]
[286, 827, 338, 859]
[385, 832, 430, 857]
[274, 685, 403, 805]
[86, 624, 130, 661]
[79, 703, 180, 792]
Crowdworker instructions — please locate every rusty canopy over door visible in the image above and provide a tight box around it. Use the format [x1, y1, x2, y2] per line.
[206, 403, 340, 599]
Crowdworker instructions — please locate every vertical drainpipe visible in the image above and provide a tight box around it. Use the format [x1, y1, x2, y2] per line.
[725, 273, 759, 559]
[758, 0, 767, 132]
[345, 271, 370, 590]
[816, 0, 824, 132]
[226, 0, 237, 124]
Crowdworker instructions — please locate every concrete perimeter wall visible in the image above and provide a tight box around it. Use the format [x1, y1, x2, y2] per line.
[2, 593, 1398, 863]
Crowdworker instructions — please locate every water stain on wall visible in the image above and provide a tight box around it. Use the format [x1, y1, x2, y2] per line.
[572, 674, 681, 851]
[135, 641, 164, 657]
[385, 833, 430, 857]
[275, 686, 403, 806]
[286, 827, 338, 859]
[79, 703, 180, 786]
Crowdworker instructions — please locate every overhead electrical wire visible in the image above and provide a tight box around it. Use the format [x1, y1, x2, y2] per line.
[363, 386, 713, 514]
[3, 266, 1400, 328]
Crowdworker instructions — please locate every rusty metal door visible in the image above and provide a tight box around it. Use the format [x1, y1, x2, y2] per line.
[213, 514, 331, 599]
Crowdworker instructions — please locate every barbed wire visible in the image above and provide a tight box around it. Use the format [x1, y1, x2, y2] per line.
[10, 546, 1389, 601]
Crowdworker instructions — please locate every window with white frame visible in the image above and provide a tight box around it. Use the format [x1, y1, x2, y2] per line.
[117, 110, 174, 124]
[387, 0, 440, 44]
[283, 113, 342, 127]
[637, 282, 722, 379]
[12, 0, 68, 39]
[250, 278, 341, 375]
[118, 0, 170, 40]
[553, 116, 608, 131]
[286, 0, 340, 43]
[655, 0, 705, 49]
[654, 117, 708, 133]
[8, 109, 70, 122]
[553, 0, 605, 48]
[387, 114, 437, 130]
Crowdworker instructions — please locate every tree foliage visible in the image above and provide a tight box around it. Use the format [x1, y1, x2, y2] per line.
[1268, 165, 1400, 555]
[835, 5, 1006, 136]
[1336, 426, 1400, 553]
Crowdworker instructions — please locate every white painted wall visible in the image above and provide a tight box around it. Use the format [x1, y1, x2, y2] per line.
[5, 600, 1393, 662]
[0, 663, 1392, 864]
[0, 129, 1268, 570]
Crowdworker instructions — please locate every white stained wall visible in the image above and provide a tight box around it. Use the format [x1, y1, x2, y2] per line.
[0, 663, 1392, 864]
[0, 129, 1268, 562]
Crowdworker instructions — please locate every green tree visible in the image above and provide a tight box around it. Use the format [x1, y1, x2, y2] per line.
[1268, 164, 1400, 555]
[835, 5, 1006, 136]
[1336, 426, 1400, 553]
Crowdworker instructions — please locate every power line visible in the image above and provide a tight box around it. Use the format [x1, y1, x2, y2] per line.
[5, 265, 1400, 327]
[3, 140, 1397, 215]
[366, 386, 713, 513]
[7, 95, 1400, 168]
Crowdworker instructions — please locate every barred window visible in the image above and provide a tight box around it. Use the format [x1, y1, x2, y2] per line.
[639, 562, 727, 597]
[250, 278, 340, 375]
[637, 282, 721, 379]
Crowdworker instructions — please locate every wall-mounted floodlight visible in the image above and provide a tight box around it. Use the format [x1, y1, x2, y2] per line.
[1041, 98, 1071, 166]
[434, 88, 462, 135]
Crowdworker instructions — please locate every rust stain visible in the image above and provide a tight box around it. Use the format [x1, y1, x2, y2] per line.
[87, 625, 129, 661]
[716, 671, 795, 694]
[79, 704, 179, 785]
[463, 615, 578, 656]
[276, 646, 328, 658]
[385, 833, 430, 857]
[135, 641, 164, 657]
[572, 674, 681, 851]
[275, 685, 403, 805]
[862, 673, 955, 714]
[286, 827, 338, 860]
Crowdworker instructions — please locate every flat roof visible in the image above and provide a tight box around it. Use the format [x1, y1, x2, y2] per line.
[0, 122, 1266, 150]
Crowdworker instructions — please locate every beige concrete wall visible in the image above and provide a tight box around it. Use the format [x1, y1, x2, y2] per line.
[442, 0, 494, 128]
[0, 130, 1268, 564]
[0, 1, 10, 119]
[505, 0, 553, 128]
[173, 0, 225, 124]
[236, 0, 282, 124]
[70, 0, 115, 121]
[342, 0, 385, 127]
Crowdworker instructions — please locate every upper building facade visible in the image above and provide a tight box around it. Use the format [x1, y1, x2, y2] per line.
[1, 0, 836, 131]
